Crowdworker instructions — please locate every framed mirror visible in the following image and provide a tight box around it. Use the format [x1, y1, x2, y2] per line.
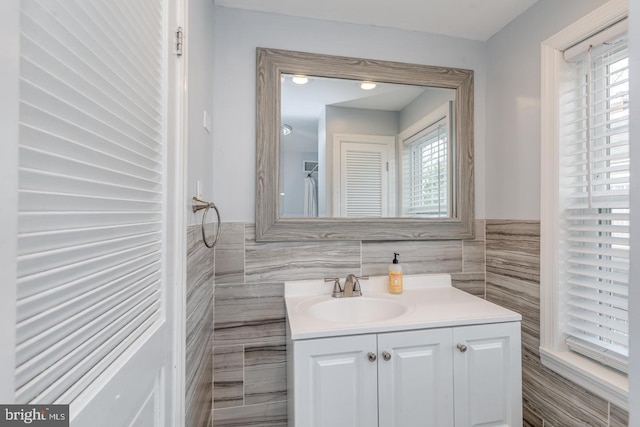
[256, 48, 474, 241]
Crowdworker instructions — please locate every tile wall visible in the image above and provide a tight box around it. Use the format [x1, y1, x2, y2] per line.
[206, 219, 630, 426]
[211, 221, 486, 426]
[186, 224, 215, 427]
[485, 220, 628, 427]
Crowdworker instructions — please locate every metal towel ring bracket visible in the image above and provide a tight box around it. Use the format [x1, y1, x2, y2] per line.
[192, 197, 221, 248]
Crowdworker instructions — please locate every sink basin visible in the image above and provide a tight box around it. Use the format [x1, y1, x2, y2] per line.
[285, 274, 522, 340]
[300, 297, 409, 323]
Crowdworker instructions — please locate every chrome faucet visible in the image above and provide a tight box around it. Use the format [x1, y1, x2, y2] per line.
[325, 275, 368, 298]
[343, 274, 361, 297]
[324, 278, 343, 298]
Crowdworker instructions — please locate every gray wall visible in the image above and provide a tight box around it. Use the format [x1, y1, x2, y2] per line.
[185, 225, 214, 427]
[486, 220, 628, 426]
[483, 0, 633, 425]
[212, 221, 486, 425]
[187, 0, 216, 225]
[484, 0, 607, 219]
[212, 6, 488, 221]
[399, 87, 455, 132]
[280, 150, 317, 217]
[205, 1, 639, 426]
[185, 0, 216, 425]
[326, 106, 399, 136]
[210, 219, 631, 427]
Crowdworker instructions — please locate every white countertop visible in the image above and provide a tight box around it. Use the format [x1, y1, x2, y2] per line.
[285, 274, 522, 340]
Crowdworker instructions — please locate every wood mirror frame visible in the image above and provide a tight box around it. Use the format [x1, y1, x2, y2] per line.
[256, 48, 474, 241]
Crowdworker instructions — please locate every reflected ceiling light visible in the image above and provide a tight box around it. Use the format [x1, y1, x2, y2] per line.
[291, 75, 310, 85]
[360, 81, 377, 90]
[282, 124, 292, 136]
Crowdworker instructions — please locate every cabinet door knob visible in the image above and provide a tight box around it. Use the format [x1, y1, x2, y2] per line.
[382, 351, 391, 361]
[457, 343, 468, 353]
[367, 352, 377, 362]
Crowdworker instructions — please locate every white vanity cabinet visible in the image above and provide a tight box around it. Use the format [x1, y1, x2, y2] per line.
[451, 322, 522, 427]
[288, 322, 522, 427]
[288, 334, 379, 427]
[376, 328, 454, 427]
[285, 274, 523, 427]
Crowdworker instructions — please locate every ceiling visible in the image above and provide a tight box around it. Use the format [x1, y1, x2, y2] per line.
[281, 75, 430, 119]
[213, 0, 539, 41]
[281, 75, 437, 150]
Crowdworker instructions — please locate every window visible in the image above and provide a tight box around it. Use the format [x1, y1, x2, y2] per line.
[540, 0, 629, 408]
[400, 102, 452, 217]
[561, 33, 629, 373]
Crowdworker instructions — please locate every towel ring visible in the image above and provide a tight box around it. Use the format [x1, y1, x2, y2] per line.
[192, 197, 221, 248]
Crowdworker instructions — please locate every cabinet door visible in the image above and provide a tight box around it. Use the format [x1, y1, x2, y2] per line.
[453, 322, 522, 427]
[378, 329, 454, 427]
[292, 334, 378, 427]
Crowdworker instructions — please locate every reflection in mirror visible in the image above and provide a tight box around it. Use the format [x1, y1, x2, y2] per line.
[280, 74, 455, 218]
[256, 48, 474, 241]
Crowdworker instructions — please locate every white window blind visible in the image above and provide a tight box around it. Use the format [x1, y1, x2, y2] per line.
[402, 120, 449, 217]
[560, 27, 629, 372]
[16, 0, 165, 404]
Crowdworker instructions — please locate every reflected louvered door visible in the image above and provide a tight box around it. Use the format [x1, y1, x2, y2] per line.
[16, 1, 177, 425]
[338, 138, 394, 217]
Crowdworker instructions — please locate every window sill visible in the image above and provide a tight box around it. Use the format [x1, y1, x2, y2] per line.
[539, 347, 628, 410]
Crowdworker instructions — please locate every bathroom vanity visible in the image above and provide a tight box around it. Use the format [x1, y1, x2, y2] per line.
[285, 274, 523, 427]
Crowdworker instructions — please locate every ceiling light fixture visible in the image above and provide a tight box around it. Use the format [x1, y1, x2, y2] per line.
[282, 124, 292, 136]
[360, 81, 377, 90]
[291, 75, 310, 85]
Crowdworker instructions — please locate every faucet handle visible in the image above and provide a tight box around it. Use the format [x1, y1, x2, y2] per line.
[352, 275, 369, 297]
[324, 278, 343, 298]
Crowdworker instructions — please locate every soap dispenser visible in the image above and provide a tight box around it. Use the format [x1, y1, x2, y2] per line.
[388, 252, 403, 294]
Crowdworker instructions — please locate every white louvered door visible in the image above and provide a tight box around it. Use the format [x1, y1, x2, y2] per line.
[14, 1, 182, 425]
[333, 134, 396, 217]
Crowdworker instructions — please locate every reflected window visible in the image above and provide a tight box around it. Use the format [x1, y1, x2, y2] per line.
[400, 102, 453, 217]
[404, 120, 448, 217]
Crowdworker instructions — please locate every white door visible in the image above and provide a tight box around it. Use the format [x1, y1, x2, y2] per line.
[332, 134, 396, 217]
[292, 335, 378, 427]
[5, 1, 185, 425]
[453, 322, 523, 427]
[378, 329, 454, 427]
[0, 0, 21, 407]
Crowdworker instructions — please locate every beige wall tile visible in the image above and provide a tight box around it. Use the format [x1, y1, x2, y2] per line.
[450, 272, 485, 298]
[215, 223, 246, 284]
[245, 344, 287, 405]
[186, 224, 215, 427]
[213, 401, 287, 427]
[610, 404, 629, 427]
[213, 345, 244, 409]
[244, 225, 361, 283]
[214, 283, 285, 346]
[362, 240, 463, 276]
